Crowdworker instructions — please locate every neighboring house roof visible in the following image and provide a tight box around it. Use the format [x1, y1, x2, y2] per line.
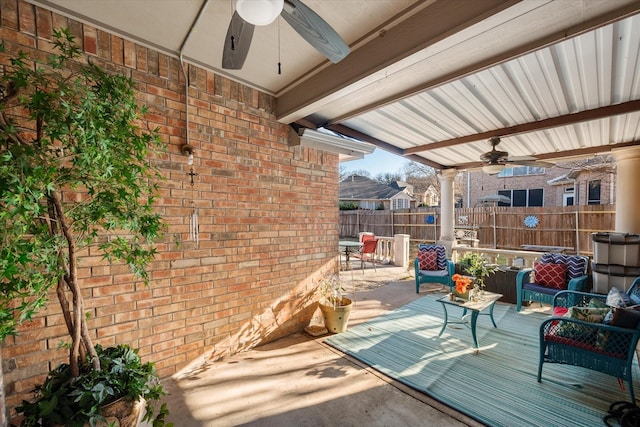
[390, 180, 414, 195]
[339, 175, 409, 200]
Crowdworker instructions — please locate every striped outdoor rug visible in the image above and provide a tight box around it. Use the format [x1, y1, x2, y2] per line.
[325, 295, 640, 427]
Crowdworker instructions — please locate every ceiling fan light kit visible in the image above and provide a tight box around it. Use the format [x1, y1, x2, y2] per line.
[236, 0, 284, 26]
[483, 164, 505, 175]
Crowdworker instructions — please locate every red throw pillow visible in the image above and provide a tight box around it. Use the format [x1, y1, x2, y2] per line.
[418, 250, 438, 270]
[534, 262, 567, 289]
[553, 306, 569, 317]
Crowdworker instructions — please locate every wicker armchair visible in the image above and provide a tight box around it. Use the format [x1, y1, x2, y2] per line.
[414, 244, 454, 293]
[516, 253, 590, 311]
[538, 277, 640, 401]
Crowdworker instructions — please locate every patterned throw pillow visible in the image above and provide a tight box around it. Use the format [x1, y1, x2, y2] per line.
[534, 262, 567, 289]
[557, 306, 609, 343]
[418, 250, 438, 270]
[417, 244, 446, 270]
[540, 253, 588, 280]
[566, 306, 610, 323]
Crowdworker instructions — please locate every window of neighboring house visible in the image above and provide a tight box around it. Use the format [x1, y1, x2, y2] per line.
[588, 180, 601, 205]
[358, 200, 378, 210]
[563, 187, 575, 206]
[498, 189, 544, 207]
[392, 198, 410, 210]
[497, 166, 546, 177]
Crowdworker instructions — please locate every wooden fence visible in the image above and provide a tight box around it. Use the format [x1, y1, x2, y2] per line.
[339, 205, 616, 255]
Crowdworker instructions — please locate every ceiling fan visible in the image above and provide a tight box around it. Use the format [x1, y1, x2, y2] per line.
[480, 137, 554, 174]
[222, 0, 350, 70]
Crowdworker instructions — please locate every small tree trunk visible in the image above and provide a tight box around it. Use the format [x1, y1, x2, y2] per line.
[51, 191, 98, 376]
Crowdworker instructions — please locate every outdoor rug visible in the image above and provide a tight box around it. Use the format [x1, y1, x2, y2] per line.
[325, 294, 640, 427]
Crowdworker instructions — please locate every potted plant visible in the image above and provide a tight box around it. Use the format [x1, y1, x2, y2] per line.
[317, 274, 352, 333]
[0, 29, 170, 425]
[16, 345, 170, 427]
[457, 252, 498, 290]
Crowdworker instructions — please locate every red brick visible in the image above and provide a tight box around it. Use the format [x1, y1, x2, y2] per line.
[35, 6, 51, 39]
[17, 0, 35, 34]
[83, 25, 97, 54]
[2, 0, 19, 30]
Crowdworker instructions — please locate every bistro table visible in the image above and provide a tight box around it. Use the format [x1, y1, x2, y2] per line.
[436, 291, 502, 354]
[338, 240, 363, 270]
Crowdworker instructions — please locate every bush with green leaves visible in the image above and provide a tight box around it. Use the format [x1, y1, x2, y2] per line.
[17, 344, 171, 427]
[338, 202, 359, 210]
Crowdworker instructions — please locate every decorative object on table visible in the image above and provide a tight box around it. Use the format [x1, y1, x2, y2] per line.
[317, 273, 352, 333]
[451, 274, 473, 300]
[457, 252, 499, 292]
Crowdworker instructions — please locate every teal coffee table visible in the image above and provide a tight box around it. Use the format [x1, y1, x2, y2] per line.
[437, 291, 502, 354]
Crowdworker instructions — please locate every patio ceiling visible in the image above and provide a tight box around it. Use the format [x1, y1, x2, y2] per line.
[30, 0, 640, 171]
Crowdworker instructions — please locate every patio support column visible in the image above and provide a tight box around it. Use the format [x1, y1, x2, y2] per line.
[612, 145, 640, 233]
[437, 169, 457, 256]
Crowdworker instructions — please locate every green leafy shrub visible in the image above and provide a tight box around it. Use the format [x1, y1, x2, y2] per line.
[339, 202, 359, 210]
[17, 344, 171, 427]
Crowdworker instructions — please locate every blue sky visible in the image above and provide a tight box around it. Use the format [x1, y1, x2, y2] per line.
[341, 149, 411, 178]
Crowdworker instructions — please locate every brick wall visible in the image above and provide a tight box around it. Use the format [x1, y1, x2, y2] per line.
[463, 166, 615, 207]
[1, 1, 339, 416]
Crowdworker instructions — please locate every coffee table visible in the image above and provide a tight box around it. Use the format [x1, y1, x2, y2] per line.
[436, 291, 503, 354]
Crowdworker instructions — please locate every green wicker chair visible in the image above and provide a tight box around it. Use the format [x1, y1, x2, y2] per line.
[538, 277, 640, 401]
[516, 253, 590, 311]
[414, 244, 454, 294]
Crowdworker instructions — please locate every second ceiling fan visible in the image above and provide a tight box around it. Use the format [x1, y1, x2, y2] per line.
[222, 0, 350, 70]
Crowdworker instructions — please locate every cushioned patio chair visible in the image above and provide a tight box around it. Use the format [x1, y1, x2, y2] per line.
[516, 253, 590, 311]
[538, 277, 640, 401]
[414, 244, 455, 293]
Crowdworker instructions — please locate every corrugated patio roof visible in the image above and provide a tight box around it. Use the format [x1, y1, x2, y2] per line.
[31, 0, 640, 169]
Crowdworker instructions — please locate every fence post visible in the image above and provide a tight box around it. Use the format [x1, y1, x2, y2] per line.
[394, 234, 410, 267]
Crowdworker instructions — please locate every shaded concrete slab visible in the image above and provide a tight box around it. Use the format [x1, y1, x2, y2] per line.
[152, 264, 482, 427]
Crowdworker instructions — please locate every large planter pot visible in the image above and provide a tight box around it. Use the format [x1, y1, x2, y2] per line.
[100, 397, 146, 427]
[52, 398, 145, 427]
[319, 297, 352, 333]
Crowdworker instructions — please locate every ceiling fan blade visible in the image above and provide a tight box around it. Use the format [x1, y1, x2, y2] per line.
[222, 11, 255, 70]
[281, 0, 350, 64]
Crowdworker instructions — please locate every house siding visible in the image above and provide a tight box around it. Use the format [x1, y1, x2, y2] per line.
[1, 1, 339, 416]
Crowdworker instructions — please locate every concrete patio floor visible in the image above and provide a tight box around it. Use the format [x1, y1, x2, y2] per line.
[152, 264, 485, 427]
